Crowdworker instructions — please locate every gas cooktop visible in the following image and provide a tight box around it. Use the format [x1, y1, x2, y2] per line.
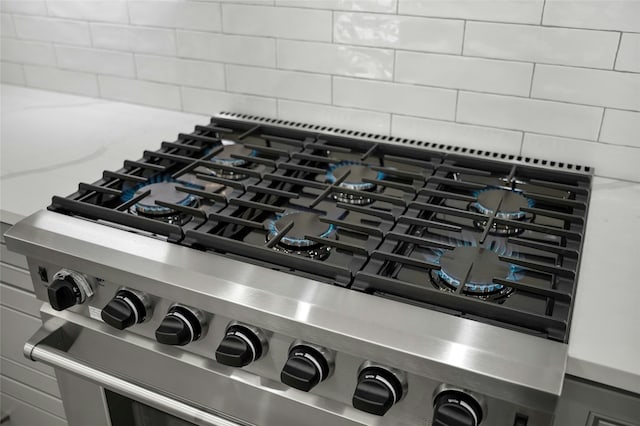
[48, 112, 592, 343]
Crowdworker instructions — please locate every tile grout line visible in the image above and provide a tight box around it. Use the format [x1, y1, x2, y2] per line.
[613, 31, 623, 70]
[528, 63, 536, 97]
[540, 0, 546, 25]
[596, 108, 606, 141]
[460, 20, 467, 55]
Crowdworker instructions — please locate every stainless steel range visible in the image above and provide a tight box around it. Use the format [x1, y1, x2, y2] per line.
[4, 112, 592, 426]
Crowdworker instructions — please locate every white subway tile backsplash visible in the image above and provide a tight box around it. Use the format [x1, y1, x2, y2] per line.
[278, 99, 390, 133]
[277, 40, 393, 80]
[223, 4, 331, 41]
[333, 77, 456, 120]
[391, 114, 522, 154]
[334, 12, 463, 54]
[218, 0, 275, 4]
[99, 75, 181, 109]
[91, 24, 176, 56]
[24, 65, 98, 96]
[457, 92, 603, 140]
[464, 22, 618, 69]
[47, 0, 128, 23]
[276, 0, 396, 13]
[1, 38, 56, 66]
[543, 0, 640, 33]
[56, 46, 135, 77]
[395, 51, 532, 96]
[522, 133, 640, 181]
[182, 86, 276, 116]
[227, 65, 330, 103]
[600, 109, 640, 148]
[14, 15, 90, 46]
[128, 1, 222, 32]
[532, 65, 640, 111]
[1, 61, 25, 85]
[0, 1, 46, 15]
[1, 13, 16, 37]
[177, 31, 275, 67]
[616, 33, 640, 73]
[136, 55, 225, 90]
[398, 0, 544, 24]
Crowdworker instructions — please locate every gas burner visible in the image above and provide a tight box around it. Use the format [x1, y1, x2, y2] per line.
[326, 161, 385, 205]
[469, 188, 535, 235]
[429, 246, 517, 300]
[266, 212, 336, 259]
[121, 177, 201, 225]
[204, 144, 257, 180]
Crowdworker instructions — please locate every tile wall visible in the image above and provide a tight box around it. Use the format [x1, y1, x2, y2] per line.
[1, 0, 639, 181]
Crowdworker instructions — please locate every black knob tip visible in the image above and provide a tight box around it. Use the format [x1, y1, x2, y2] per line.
[352, 367, 404, 416]
[101, 290, 146, 331]
[101, 298, 135, 330]
[280, 345, 329, 392]
[215, 325, 263, 367]
[155, 307, 201, 346]
[47, 277, 78, 311]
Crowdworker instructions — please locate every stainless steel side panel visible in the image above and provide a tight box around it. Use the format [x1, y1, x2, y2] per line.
[6, 210, 568, 411]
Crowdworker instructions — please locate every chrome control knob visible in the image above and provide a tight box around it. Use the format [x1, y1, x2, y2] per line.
[48, 269, 93, 311]
[352, 363, 407, 416]
[215, 322, 268, 367]
[433, 390, 483, 426]
[101, 289, 151, 330]
[281, 342, 334, 392]
[155, 305, 205, 346]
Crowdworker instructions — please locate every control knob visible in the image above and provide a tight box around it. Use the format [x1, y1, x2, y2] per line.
[352, 363, 407, 416]
[433, 390, 483, 426]
[155, 305, 205, 346]
[101, 289, 151, 330]
[47, 269, 94, 311]
[216, 322, 268, 367]
[281, 342, 334, 392]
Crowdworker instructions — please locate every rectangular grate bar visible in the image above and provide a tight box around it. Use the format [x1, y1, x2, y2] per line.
[418, 188, 478, 202]
[360, 143, 378, 161]
[103, 170, 147, 184]
[116, 189, 150, 211]
[237, 125, 260, 140]
[292, 152, 341, 164]
[438, 164, 493, 177]
[428, 177, 487, 190]
[161, 141, 204, 152]
[385, 232, 457, 250]
[492, 278, 571, 302]
[383, 155, 435, 169]
[356, 272, 567, 336]
[50, 196, 183, 241]
[143, 150, 195, 164]
[243, 143, 291, 157]
[397, 215, 463, 232]
[207, 212, 264, 229]
[520, 207, 584, 223]
[229, 198, 285, 213]
[508, 237, 578, 258]
[320, 217, 383, 237]
[500, 256, 576, 278]
[362, 178, 416, 193]
[195, 173, 245, 190]
[186, 230, 351, 281]
[262, 173, 327, 189]
[260, 134, 306, 146]
[246, 185, 299, 198]
[277, 162, 327, 175]
[336, 203, 395, 222]
[230, 154, 276, 166]
[528, 178, 589, 195]
[78, 183, 122, 197]
[371, 166, 424, 181]
[303, 235, 369, 255]
[330, 187, 406, 206]
[154, 200, 207, 219]
[370, 251, 440, 270]
[522, 192, 586, 209]
[305, 142, 351, 153]
[178, 132, 220, 144]
[198, 160, 262, 178]
[494, 218, 582, 240]
[124, 160, 166, 172]
[175, 186, 227, 204]
[409, 201, 489, 221]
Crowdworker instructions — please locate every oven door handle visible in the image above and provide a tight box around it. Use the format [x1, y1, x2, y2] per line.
[24, 318, 249, 426]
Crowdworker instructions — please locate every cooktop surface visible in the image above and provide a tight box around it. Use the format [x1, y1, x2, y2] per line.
[48, 112, 592, 342]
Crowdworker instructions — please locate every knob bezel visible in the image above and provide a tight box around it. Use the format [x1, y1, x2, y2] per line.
[52, 269, 94, 304]
[156, 304, 207, 346]
[357, 361, 408, 401]
[288, 339, 335, 380]
[433, 384, 486, 426]
[116, 287, 152, 324]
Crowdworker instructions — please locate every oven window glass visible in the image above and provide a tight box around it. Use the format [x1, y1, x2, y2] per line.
[105, 390, 197, 426]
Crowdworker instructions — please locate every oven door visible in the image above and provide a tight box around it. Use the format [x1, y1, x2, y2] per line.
[24, 318, 249, 426]
[24, 314, 367, 426]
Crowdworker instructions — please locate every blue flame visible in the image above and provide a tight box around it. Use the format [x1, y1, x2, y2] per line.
[470, 187, 535, 220]
[207, 147, 258, 167]
[425, 237, 523, 293]
[267, 212, 336, 246]
[326, 161, 385, 190]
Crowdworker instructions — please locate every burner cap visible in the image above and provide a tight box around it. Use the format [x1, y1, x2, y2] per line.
[208, 144, 256, 167]
[471, 188, 533, 220]
[326, 162, 383, 191]
[432, 246, 511, 296]
[204, 144, 256, 180]
[134, 182, 198, 216]
[268, 212, 335, 248]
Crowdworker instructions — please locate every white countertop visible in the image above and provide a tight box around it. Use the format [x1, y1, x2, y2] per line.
[2, 85, 639, 395]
